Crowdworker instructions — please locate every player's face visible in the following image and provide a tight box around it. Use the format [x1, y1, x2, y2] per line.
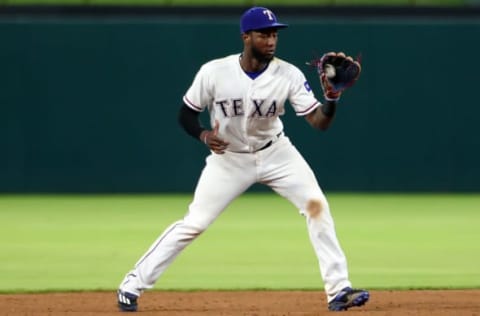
[249, 28, 278, 62]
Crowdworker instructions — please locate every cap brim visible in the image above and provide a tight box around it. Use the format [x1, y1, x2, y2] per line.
[246, 23, 288, 32]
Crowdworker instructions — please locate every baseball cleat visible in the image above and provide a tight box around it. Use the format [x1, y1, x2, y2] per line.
[117, 290, 138, 312]
[328, 287, 369, 311]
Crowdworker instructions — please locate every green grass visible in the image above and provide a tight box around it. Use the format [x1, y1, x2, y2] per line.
[0, 193, 479, 293]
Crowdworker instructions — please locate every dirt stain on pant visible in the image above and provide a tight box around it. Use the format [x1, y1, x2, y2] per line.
[306, 199, 323, 218]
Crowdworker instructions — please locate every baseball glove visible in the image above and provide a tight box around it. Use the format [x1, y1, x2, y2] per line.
[308, 52, 361, 101]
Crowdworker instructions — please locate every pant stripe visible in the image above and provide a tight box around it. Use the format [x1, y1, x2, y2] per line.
[135, 222, 180, 267]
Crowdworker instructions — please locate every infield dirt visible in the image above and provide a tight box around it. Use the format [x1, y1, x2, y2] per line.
[1, 290, 479, 315]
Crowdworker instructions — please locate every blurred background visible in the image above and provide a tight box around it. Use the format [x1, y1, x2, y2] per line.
[1, 0, 480, 295]
[1, 0, 480, 193]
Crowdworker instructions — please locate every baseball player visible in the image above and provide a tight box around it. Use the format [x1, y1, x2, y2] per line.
[117, 6, 369, 312]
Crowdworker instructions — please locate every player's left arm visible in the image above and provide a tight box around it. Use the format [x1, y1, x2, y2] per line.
[304, 51, 361, 131]
[289, 65, 337, 131]
[304, 100, 337, 131]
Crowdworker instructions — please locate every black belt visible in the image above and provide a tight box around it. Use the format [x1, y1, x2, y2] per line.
[257, 132, 283, 152]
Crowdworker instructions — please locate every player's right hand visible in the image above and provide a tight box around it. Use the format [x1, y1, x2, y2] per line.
[201, 120, 229, 154]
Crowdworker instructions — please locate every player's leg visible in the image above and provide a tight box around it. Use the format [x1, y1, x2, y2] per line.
[258, 136, 354, 302]
[118, 152, 256, 299]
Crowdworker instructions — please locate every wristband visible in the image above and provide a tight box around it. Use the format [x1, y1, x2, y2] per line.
[320, 100, 337, 117]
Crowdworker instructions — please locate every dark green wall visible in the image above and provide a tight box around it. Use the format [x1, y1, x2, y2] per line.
[1, 15, 479, 192]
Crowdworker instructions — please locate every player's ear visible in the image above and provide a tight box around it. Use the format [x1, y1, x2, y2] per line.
[241, 32, 248, 42]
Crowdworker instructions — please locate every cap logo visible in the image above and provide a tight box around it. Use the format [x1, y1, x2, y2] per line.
[263, 9, 274, 21]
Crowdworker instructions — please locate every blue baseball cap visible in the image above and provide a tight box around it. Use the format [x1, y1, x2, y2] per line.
[240, 7, 288, 33]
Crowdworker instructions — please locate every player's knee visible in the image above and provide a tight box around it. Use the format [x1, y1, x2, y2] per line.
[307, 199, 323, 218]
[302, 198, 330, 219]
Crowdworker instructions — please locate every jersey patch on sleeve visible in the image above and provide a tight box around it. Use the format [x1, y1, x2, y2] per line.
[304, 81, 312, 92]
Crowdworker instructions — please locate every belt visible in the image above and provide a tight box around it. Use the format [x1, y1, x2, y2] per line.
[257, 132, 283, 152]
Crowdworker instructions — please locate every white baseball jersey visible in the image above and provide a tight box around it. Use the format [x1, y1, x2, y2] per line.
[120, 53, 353, 304]
[183, 54, 321, 152]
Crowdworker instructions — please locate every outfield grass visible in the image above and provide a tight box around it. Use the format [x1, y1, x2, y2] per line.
[0, 193, 479, 293]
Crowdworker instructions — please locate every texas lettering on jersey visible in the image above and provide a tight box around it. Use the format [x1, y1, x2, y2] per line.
[214, 98, 278, 118]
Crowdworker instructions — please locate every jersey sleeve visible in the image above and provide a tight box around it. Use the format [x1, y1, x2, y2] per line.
[288, 66, 321, 116]
[183, 64, 212, 112]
